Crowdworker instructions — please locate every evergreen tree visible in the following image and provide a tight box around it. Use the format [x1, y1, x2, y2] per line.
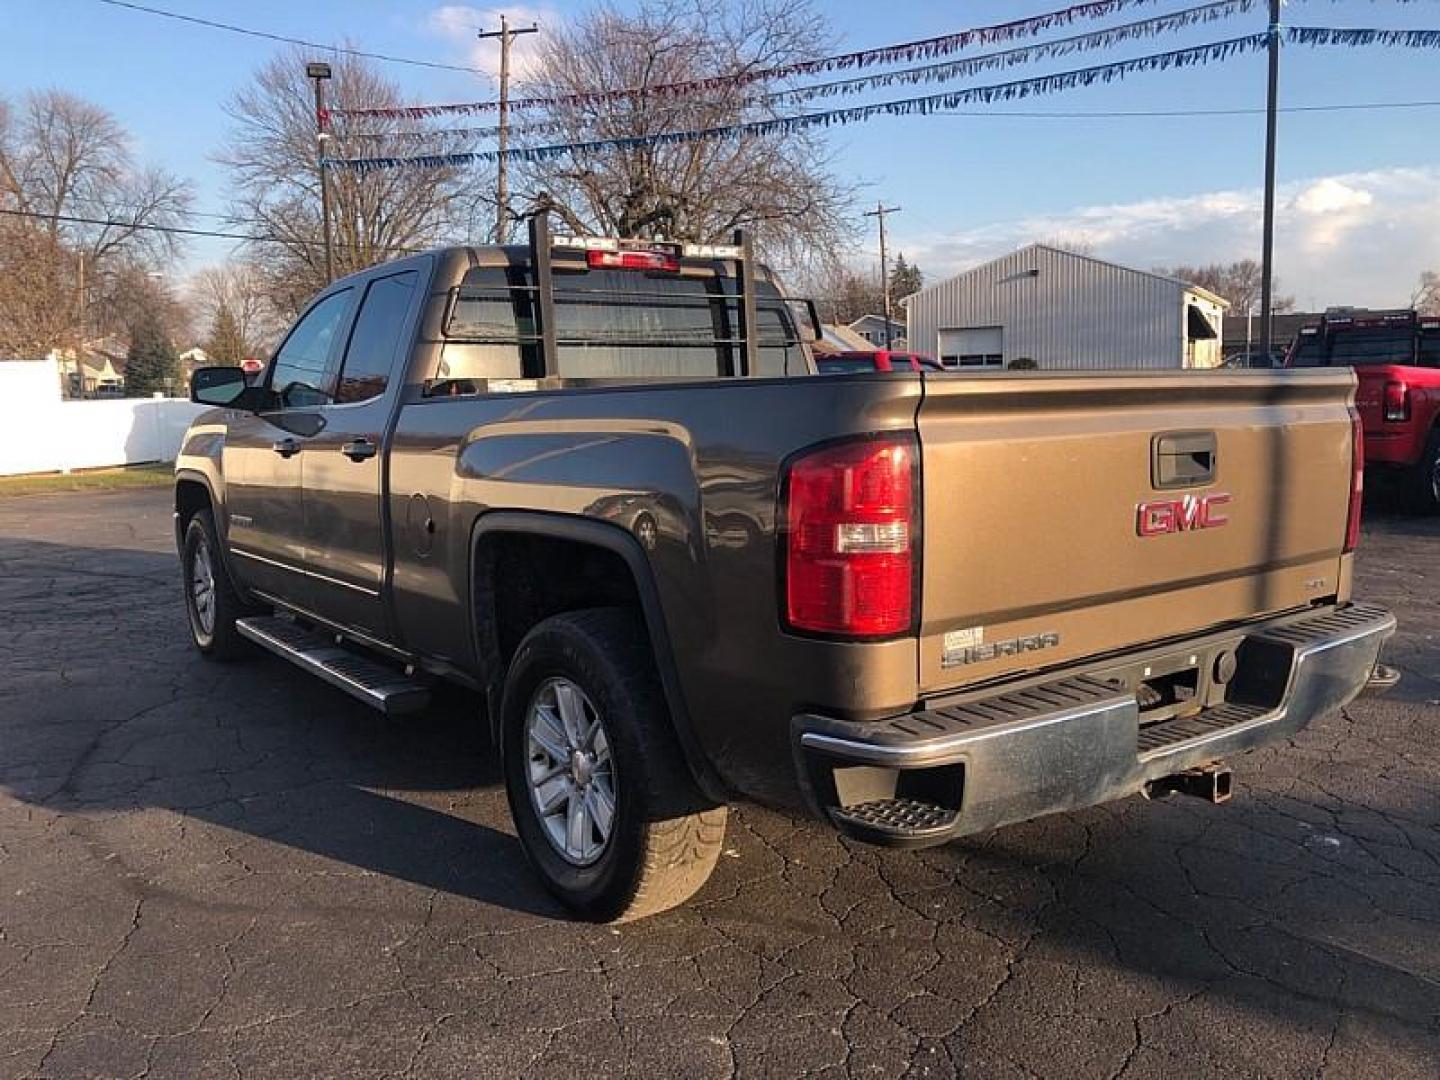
[203, 303, 247, 366]
[889, 254, 923, 300]
[125, 310, 181, 396]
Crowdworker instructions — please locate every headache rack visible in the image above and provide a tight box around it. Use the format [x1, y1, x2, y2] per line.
[510, 207, 801, 378]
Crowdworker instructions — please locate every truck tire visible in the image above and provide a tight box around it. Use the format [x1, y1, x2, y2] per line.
[181, 509, 253, 660]
[500, 608, 727, 922]
[1405, 428, 1440, 514]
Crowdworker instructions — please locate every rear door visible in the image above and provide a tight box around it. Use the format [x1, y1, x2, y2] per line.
[914, 369, 1357, 693]
[223, 287, 355, 602]
[301, 267, 424, 637]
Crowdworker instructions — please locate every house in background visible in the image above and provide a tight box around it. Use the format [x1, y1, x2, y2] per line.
[905, 244, 1229, 371]
[847, 314, 907, 350]
[52, 338, 127, 396]
[179, 347, 211, 390]
[815, 323, 876, 355]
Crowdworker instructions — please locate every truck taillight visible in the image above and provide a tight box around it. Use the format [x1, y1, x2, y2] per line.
[1345, 408, 1364, 554]
[1383, 380, 1409, 422]
[586, 249, 680, 273]
[782, 436, 917, 638]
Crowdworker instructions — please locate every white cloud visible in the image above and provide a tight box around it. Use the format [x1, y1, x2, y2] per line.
[1293, 177, 1373, 216]
[424, 5, 556, 83]
[899, 166, 1440, 309]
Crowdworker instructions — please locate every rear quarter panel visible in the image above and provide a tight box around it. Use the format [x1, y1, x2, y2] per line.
[386, 375, 924, 804]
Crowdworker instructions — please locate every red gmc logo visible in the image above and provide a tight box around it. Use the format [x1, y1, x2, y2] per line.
[1136, 493, 1231, 537]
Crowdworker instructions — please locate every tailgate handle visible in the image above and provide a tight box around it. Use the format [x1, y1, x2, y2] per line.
[1153, 431, 1216, 489]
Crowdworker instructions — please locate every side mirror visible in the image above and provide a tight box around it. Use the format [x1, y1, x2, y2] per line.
[191, 366, 249, 406]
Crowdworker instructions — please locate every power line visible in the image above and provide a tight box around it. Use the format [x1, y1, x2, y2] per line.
[86, 0, 492, 77]
[32, 195, 247, 223]
[2, 206, 263, 243]
[0, 206, 424, 253]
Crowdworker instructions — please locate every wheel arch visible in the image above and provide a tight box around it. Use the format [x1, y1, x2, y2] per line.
[470, 511, 725, 801]
[174, 469, 252, 601]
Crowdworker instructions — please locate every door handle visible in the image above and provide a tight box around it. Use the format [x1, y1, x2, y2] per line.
[271, 437, 301, 458]
[341, 438, 378, 462]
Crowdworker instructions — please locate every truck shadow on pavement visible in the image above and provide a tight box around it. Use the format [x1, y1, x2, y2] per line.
[1, 530, 1437, 1067]
[0, 536, 564, 919]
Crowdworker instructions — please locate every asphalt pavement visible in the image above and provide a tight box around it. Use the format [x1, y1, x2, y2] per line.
[0, 487, 1436, 1079]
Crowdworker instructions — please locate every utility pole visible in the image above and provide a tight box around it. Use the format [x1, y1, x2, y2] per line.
[73, 251, 86, 399]
[1258, 0, 1280, 355]
[307, 61, 335, 284]
[478, 15, 539, 245]
[863, 202, 901, 348]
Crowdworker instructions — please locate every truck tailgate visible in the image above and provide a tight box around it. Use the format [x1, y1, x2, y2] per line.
[917, 369, 1357, 693]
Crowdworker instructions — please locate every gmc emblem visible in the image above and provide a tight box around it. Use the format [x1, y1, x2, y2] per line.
[1136, 493, 1231, 537]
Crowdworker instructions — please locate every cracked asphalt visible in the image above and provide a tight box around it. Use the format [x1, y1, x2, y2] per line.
[0, 487, 1436, 1080]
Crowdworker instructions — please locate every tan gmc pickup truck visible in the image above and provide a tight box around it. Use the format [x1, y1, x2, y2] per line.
[175, 217, 1395, 921]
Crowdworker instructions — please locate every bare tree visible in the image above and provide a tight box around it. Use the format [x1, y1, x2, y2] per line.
[1038, 235, 1097, 257]
[792, 261, 885, 326]
[1156, 259, 1295, 315]
[220, 49, 491, 316]
[1411, 270, 1439, 315]
[513, 0, 853, 271]
[190, 260, 283, 358]
[101, 264, 192, 351]
[0, 90, 192, 362]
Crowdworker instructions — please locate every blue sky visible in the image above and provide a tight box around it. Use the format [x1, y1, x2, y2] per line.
[3, 0, 1439, 307]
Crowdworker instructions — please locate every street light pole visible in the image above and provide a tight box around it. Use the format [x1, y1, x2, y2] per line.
[478, 16, 539, 245]
[863, 202, 901, 349]
[307, 61, 335, 284]
[1258, 0, 1280, 355]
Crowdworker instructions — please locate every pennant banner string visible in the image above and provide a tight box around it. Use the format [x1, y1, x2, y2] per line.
[333, 0, 1172, 120]
[338, 0, 1259, 142]
[1287, 25, 1440, 48]
[326, 34, 1271, 171]
[331, 0, 1438, 121]
[325, 26, 1440, 172]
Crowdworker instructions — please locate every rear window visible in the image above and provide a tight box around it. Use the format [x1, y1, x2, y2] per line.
[435, 265, 804, 390]
[1328, 328, 1415, 366]
[1289, 335, 1326, 367]
[1417, 330, 1440, 368]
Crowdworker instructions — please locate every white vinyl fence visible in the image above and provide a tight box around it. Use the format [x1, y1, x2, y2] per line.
[0, 358, 207, 477]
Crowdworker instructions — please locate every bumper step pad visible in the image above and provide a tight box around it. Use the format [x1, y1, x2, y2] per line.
[1136, 702, 1268, 757]
[830, 798, 958, 846]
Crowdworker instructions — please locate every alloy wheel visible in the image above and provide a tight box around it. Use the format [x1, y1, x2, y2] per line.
[191, 538, 216, 636]
[525, 677, 617, 866]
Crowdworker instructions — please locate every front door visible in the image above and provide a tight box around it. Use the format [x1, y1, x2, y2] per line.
[302, 268, 423, 637]
[222, 287, 356, 607]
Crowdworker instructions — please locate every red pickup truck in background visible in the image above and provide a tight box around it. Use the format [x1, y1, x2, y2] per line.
[817, 350, 945, 374]
[1289, 309, 1440, 512]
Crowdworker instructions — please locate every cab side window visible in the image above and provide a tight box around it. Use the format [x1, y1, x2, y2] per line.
[335, 272, 417, 404]
[269, 289, 353, 407]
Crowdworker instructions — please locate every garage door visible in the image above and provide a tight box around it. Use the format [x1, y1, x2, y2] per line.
[938, 326, 1004, 369]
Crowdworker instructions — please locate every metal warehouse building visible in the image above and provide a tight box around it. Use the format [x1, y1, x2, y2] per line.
[905, 244, 1229, 371]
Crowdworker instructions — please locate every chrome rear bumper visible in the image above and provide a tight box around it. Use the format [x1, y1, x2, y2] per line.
[794, 604, 1395, 846]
